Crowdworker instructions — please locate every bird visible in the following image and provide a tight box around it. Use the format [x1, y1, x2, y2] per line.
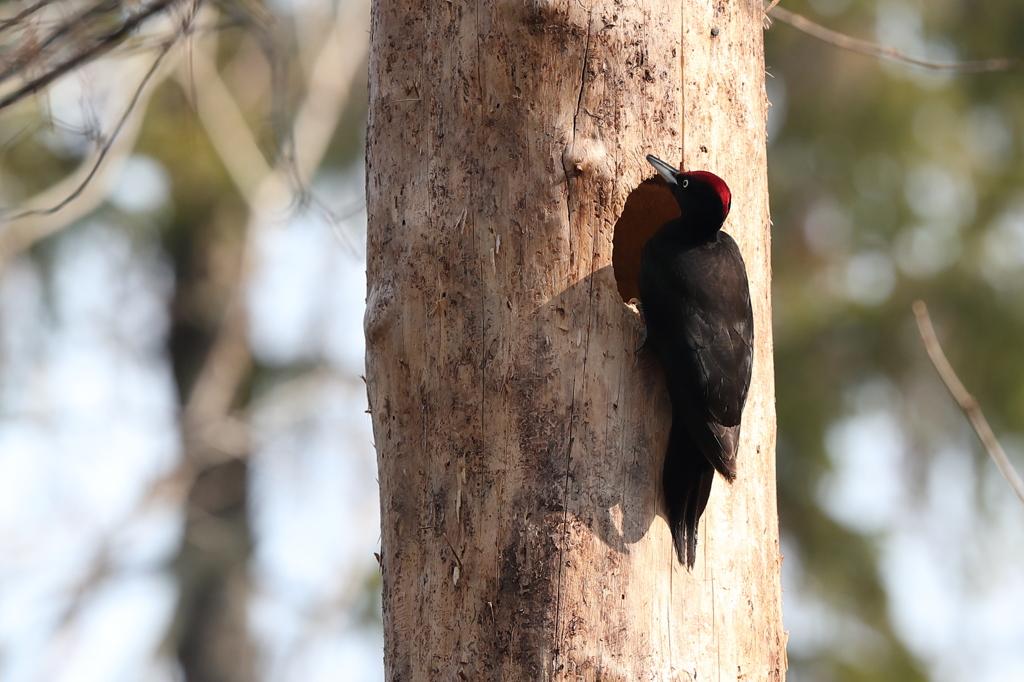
[637, 154, 753, 568]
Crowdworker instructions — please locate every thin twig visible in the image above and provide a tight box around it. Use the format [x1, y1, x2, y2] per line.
[0, 0, 122, 88]
[0, 0, 51, 35]
[762, 0, 782, 29]
[768, 6, 1019, 73]
[1, 43, 172, 221]
[0, 0, 184, 111]
[913, 301, 1024, 507]
[0, 54, 172, 266]
[182, 0, 368, 439]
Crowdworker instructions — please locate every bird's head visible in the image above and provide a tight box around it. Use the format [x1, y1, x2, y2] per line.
[646, 155, 731, 230]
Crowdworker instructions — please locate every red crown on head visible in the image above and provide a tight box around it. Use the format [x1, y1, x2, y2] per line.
[682, 171, 731, 218]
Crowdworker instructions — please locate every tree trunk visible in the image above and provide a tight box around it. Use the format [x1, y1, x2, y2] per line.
[365, 0, 784, 679]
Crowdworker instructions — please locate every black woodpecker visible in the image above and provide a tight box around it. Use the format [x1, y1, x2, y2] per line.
[637, 154, 754, 568]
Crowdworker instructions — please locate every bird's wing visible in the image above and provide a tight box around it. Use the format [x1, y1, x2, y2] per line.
[664, 239, 753, 475]
[686, 295, 753, 428]
[677, 301, 750, 478]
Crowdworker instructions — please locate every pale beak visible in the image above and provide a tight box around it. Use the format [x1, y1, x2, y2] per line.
[646, 154, 679, 185]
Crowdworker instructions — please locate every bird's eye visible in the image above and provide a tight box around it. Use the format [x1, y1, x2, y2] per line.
[681, 178, 689, 188]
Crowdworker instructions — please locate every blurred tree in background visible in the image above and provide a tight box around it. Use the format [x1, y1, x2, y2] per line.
[0, 1, 378, 680]
[765, 1, 1024, 681]
[0, 0, 1022, 681]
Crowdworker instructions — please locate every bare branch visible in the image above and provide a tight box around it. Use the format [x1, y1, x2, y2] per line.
[0, 56, 168, 266]
[913, 301, 1024, 507]
[0, 0, 51, 36]
[2, 44, 171, 220]
[289, 4, 369, 185]
[0, 0, 123, 87]
[175, 43, 272, 198]
[768, 5, 1019, 73]
[0, 0, 187, 111]
[0, 2, 205, 266]
[181, 0, 368, 452]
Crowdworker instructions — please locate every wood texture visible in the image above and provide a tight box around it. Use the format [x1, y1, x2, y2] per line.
[364, 0, 784, 679]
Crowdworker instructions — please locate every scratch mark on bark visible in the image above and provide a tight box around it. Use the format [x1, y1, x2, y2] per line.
[554, 6, 595, 671]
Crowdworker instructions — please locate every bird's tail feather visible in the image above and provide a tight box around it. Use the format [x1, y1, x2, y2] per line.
[663, 416, 716, 568]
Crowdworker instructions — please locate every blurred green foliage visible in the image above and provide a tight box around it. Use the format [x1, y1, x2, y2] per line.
[766, 1, 1024, 680]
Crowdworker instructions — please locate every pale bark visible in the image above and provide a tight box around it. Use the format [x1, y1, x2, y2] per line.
[365, 0, 784, 679]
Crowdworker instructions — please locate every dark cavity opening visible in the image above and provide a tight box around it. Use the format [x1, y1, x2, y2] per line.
[611, 175, 680, 302]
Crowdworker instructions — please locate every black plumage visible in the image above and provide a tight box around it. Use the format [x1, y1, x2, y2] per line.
[637, 154, 754, 567]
